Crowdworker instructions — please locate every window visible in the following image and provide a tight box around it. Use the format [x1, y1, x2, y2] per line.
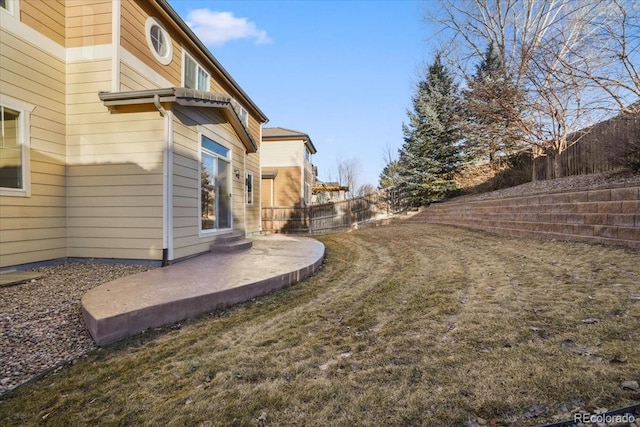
[1, 107, 21, 189]
[0, 0, 18, 17]
[1, 98, 32, 196]
[240, 107, 248, 127]
[184, 53, 209, 92]
[145, 18, 172, 65]
[200, 136, 231, 232]
[245, 172, 253, 205]
[305, 147, 311, 162]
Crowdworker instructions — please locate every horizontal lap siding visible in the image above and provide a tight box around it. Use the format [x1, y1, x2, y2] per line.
[21, 0, 65, 46]
[171, 107, 249, 260]
[245, 151, 261, 234]
[66, 59, 164, 261]
[120, 61, 162, 92]
[120, 0, 180, 87]
[273, 167, 302, 206]
[65, 0, 111, 48]
[0, 27, 66, 267]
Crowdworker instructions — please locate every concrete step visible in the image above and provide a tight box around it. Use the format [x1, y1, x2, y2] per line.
[211, 231, 245, 244]
[210, 239, 253, 253]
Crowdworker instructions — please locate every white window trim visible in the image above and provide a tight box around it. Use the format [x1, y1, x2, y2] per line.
[198, 131, 232, 236]
[0, 94, 33, 197]
[182, 50, 210, 91]
[240, 107, 249, 127]
[145, 17, 173, 66]
[245, 172, 253, 205]
[0, 0, 19, 17]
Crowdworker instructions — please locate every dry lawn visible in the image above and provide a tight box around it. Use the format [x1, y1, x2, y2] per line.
[1, 223, 639, 426]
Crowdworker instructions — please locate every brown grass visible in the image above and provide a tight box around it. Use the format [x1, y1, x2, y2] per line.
[1, 224, 639, 426]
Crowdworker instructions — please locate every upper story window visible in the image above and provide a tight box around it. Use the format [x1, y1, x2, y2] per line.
[183, 53, 209, 92]
[145, 18, 173, 65]
[240, 107, 248, 127]
[1, 96, 33, 197]
[305, 147, 311, 162]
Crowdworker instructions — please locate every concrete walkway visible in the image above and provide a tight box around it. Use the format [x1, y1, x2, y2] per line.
[81, 235, 325, 346]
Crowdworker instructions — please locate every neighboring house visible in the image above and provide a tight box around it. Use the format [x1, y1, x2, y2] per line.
[312, 181, 349, 205]
[0, 0, 268, 269]
[261, 127, 317, 207]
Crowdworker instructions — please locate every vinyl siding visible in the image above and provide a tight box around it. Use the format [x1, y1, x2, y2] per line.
[172, 106, 256, 260]
[0, 28, 67, 268]
[120, 0, 181, 86]
[272, 166, 303, 207]
[65, 0, 111, 48]
[66, 59, 164, 260]
[20, 0, 65, 47]
[261, 140, 304, 168]
[245, 151, 261, 234]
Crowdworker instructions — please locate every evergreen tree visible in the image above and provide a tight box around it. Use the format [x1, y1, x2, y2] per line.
[378, 159, 400, 189]
[461, 43, 527, 169]
[397, 54, 462, 206]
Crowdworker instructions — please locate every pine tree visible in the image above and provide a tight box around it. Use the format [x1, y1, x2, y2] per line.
[397, 55, 462, 206]
[461, 43, 527, 169]
[378, 159, 400, 189]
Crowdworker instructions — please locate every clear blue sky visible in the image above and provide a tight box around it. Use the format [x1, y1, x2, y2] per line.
[167, 0, 433, 188]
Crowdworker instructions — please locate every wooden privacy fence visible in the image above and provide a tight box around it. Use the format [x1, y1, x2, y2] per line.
[533, 111, 639, 180]
[262, 190, 407, 234]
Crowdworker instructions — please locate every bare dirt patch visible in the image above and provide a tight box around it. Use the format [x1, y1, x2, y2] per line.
[1, 224, 639, 426]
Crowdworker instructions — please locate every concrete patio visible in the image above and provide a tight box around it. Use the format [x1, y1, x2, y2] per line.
[81, 235, 325, 346]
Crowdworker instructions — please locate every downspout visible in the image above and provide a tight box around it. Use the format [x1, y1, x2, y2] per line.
[154, 94, 174, 266]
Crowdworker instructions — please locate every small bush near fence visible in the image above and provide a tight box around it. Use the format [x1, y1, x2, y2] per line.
[262, 191, 408, 234]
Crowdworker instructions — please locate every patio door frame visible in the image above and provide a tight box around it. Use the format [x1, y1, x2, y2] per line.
[199, 133, 232, 234]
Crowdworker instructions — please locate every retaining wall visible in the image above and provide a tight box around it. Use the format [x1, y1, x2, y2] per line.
[411, 184, 640, 251]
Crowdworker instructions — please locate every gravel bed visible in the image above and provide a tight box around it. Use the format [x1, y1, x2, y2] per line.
[454, 170, 640, 202]
[0, 262, 153, 395]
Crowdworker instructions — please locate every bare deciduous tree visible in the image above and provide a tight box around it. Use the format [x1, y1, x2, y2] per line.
[431, 0, 639, 179]
[337, 158, 361, 199]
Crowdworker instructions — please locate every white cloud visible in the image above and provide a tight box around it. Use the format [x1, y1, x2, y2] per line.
[186, 9, 272, 46]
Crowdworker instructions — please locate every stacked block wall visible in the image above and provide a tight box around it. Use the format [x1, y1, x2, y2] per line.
[412, 185, 640, 251]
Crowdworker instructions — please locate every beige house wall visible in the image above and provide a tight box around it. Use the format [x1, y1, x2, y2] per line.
[272, 166, 303, 206]
[1, 0, 266, 267]
[66, 58, 165, 260]
[21, 0, 66, 47]
[0, 24, 67, 268]
[245, 150, 261, 233]
[171, 106, 261, 259]
[261, 140, 304, 168]
[261, 178, 274, 208]
[66, 0, 111, 48]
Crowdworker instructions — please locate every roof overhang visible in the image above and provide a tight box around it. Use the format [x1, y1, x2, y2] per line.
[261, 169, 279, 179]
[153, 0, 268, 124]
[99, 87, 258, 153]
[262, 128, 317, 154]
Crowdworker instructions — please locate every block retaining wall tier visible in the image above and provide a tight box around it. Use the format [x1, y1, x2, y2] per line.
[410, 184, 640, 251]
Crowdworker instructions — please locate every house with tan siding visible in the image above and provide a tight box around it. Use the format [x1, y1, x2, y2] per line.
[0, 0, 268, 269]
[261, 127, 317, 207]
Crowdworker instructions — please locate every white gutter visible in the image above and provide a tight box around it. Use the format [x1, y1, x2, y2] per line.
[154, 94, 174, 265]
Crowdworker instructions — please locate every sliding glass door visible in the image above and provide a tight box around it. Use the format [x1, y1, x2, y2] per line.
[201, 136, 231, 231]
